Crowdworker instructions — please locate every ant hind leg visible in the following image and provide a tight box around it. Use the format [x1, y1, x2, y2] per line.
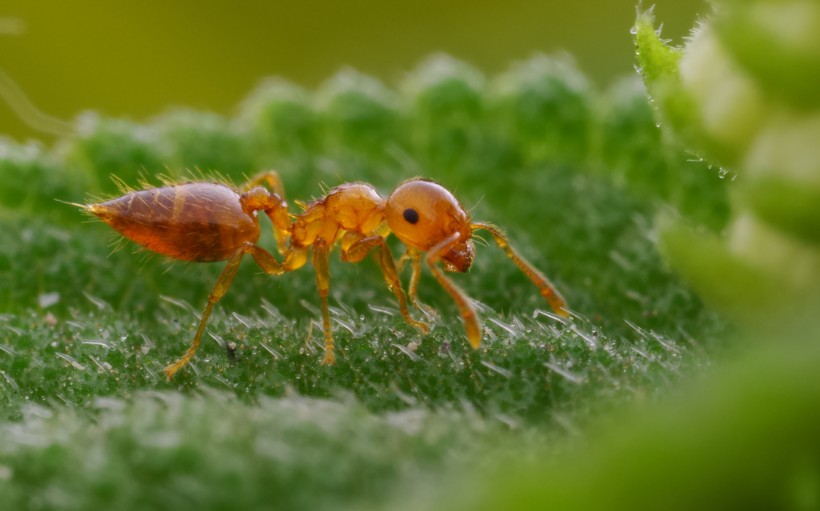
[243, 169, 287, 201]
[245, 243, 308, 275]
[163, 251, 245, 379]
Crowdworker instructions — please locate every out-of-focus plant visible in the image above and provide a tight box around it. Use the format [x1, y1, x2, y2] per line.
[388, 5, 820, 510]
[635, 0, 820, 322]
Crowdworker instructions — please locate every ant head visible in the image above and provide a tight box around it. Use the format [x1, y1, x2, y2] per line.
[386, 179, 474, 272]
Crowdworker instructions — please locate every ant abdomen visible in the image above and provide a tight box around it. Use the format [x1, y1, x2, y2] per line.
[87, 182, 261, 262]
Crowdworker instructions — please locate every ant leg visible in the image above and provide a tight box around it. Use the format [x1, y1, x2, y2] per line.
[165, 243, 309, 379]
[403, 248, 438, 319]
[397, 250, 412, 272]
[243, 169, 287, 201]
[425, 232, 482, 348]
[240, 183, 291, 254]
[164, 251, 245, 379]
[311, 239, 336, 365]
[471, 222, 569, 317]
[246, 244, 309, 275]
[405, 248, 422, 301]
[342, 235, 429, 334]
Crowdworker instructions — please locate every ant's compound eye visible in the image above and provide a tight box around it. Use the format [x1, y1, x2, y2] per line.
[403, 208, 420, 224]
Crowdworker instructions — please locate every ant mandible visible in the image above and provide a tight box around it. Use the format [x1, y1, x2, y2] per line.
[80, 171, 569, 379]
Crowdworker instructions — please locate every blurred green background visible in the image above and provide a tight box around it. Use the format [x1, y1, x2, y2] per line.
[1, 0, 705, 141]
[6, 2, 820, 509]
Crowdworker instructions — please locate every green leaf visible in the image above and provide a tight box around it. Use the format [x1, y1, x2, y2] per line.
[716, 0, 820, 109]
[739, 177, 820, 245]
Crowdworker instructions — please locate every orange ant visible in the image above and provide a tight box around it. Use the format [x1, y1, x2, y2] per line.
[79, 171, 569, 379]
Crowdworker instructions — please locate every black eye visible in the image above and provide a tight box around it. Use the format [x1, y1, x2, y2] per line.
[403, 208, 419, 224]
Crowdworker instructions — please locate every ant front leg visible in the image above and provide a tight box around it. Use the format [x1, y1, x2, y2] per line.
[425, 233, 482, 348]
[471, 222, 569, 317]
[311, 238, 336, 365]
[341, 233, 429, 335]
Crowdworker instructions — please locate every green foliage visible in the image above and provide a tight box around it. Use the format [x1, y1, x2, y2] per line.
[152, 109, 254, 182]
[635, 1, 820, 322]
[0, 51, 737, 510]
[403, 55, 489, 171]
[399, 325, 820, 511]
[716, 0, 820, 109]
[318, 70, 401, 162]
[739, 178, 820, 245]
[61, 115, 166, 196]
[596, 77, 729, 230]
[0, 392, 512, 511]
[658, 220, 789, 321]
[633, 10, 726, 165]
[0, 141, 88, 222]
[0, 305, 700, 423]
[491, 55, 593, 165]
[239, 79, 319, 161]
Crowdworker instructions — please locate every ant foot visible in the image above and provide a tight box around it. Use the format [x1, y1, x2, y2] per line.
[163, 362, 184, 380]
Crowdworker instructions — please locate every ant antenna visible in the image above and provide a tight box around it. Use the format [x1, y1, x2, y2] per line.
[467, 192, 485, 214]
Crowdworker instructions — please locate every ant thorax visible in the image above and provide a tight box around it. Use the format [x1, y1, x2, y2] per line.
[290, 183, 386, 248]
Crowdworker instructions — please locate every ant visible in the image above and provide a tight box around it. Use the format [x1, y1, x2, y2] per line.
[79, 171, 569, 379]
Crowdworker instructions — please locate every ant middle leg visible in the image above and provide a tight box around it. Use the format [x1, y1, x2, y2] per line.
[342, 234, 429, 334]
[311, 238, 336, 365]
[399, 247, 438, 319]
